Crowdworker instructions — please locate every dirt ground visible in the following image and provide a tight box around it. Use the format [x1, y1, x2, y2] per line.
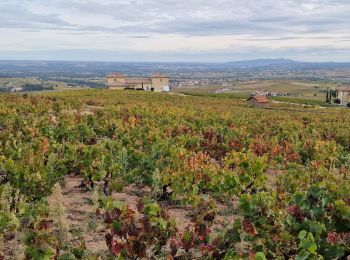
[60, 175, 240, 254]
[60, 175, 107, 255]
[3, 170, 279, 258]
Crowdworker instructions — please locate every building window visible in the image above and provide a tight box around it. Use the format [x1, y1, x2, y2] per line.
[114, 79, 116, 82]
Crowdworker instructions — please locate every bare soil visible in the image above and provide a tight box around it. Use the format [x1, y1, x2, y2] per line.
[3, 175, 240, 259]
[60, 175, 107, 255]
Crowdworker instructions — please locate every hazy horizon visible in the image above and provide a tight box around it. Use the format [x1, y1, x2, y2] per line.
[0, 58, 350, 64]
[1, 0, 349, 62]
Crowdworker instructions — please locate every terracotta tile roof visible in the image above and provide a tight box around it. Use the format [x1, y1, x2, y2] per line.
[151, 73, 169, 78]
[107, 73, 169, 79]
[338, 85, 350, 92]
[107, 73, 126, 78]
[247, 96, 269, 103]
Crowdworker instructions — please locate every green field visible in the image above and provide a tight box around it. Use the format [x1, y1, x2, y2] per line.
[173, 79, 342, 106]
[233, 80, 336, 98]
[0, 77, 97, 93]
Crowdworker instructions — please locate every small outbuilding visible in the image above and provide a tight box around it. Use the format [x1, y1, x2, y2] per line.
[247, 96, 270, 108]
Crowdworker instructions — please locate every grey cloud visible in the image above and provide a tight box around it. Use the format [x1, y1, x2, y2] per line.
[0, 0, 349, 61]
[1, 0, 349, 36]
[128, 36, 151, 39]
[0, 3, 72, 30]
[0, 45, 349, 62]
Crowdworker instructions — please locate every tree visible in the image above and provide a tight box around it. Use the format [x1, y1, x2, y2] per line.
[326, 90, 331, 103]
[326, 89, 338, 103]
[331, 89, 338, 98]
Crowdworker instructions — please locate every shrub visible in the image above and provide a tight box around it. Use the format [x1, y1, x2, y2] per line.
[334, 98, 341, 104]
[347, 102, 350, 108]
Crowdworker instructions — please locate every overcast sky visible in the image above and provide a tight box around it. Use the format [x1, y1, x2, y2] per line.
[0, 0, 349, 62]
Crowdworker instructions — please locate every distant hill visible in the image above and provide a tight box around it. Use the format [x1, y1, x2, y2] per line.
[225, 58, 350, 69]
[225, 58, 298, 68]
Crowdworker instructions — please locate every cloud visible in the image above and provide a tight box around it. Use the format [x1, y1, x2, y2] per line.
[0, 0, 349, 61]
[0, 2, 72, 30]
[1, 45, 349, 62]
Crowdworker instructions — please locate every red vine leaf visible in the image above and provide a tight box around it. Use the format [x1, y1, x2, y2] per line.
[242, 219, 258, 235]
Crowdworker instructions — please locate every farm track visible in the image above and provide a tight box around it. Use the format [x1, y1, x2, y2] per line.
[60, 175, 107, 255]
[61, 175, 241, 251]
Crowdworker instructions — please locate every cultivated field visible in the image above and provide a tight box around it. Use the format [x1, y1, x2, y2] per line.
[0, 77, 101, 93]
[0, 90, 349, 259]
[173, 80, 338, 101]
[0, 78, 67, 91]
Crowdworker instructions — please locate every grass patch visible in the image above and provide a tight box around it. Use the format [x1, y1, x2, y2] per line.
[179, 91, 249, 99]
[270, 96, 332, 106]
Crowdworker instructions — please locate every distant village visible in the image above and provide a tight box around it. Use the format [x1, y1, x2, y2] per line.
[171, 78, 234, 88]
[249, 91, 291, 97]
[0, 83, 54, 93]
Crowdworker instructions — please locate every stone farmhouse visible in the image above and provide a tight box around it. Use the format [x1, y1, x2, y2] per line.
[107, 73, 169, 92]
[337, 85, 350, 105]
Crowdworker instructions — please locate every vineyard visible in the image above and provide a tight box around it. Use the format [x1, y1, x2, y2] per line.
[0, 90, 349, 259]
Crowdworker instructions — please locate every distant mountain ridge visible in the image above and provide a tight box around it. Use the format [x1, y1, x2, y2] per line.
[226, 58, 297, 68]
[225, 58, 350, 69]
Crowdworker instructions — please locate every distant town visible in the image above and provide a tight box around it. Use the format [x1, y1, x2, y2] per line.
[1, 60, 350, 105]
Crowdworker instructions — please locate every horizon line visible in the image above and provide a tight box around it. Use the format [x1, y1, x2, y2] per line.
[1, 58, 350, 64]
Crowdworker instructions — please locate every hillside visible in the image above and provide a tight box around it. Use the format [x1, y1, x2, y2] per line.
[0, 90, 349, 259]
